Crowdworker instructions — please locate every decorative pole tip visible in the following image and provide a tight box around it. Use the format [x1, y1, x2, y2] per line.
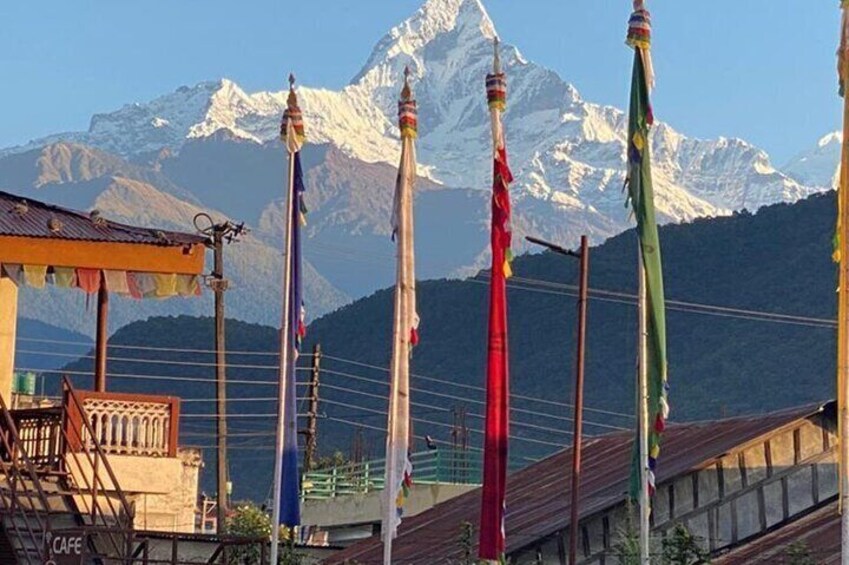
[493, 37, 502, 75]
[287, 73, 298, 108]
[401, 66, 413, 101]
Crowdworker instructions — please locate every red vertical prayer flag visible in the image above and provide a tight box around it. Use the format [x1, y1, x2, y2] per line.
[479, 41, 513, 562]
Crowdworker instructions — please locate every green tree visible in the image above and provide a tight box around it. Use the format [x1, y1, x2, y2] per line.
[225, 503, 271, 565]
[784, 542, 815, 565]
[458, 521, 475, 565]
[660, 524, 709, 565]
[612, 502, 641, 565]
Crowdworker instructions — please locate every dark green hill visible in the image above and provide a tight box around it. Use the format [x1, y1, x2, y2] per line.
[61, 190, 838, 502]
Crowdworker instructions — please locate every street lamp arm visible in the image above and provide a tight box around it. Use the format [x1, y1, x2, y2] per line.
[525, 235, 581, 258]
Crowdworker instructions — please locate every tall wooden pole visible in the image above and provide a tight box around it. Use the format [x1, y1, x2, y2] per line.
[94, 286, 109, 392]
[568, 236, 589, 565]
[212, 229, 229, 533]
[839, 37, 849, 564]
[638, 249, 650, 564]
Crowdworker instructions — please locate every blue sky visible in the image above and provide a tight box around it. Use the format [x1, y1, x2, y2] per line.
[0, 0, 840, 163]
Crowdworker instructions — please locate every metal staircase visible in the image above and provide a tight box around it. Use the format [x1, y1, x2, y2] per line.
[0, 377, 268, 564]
[0, 378, 134, 564]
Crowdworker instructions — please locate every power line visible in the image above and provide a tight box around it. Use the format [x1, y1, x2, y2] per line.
[16, 349, 282, 372]
[16, 336, 308, 358]
[320, 353, 635, 421]
[319, 386, 577, 438]
[472, 274, 836, 330]
[316, 366, 628, 431]
[16, 367, 306, 387]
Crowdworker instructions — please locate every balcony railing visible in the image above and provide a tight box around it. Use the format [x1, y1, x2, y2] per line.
[66, 390, 180, 458]
[301, 449, 483, 501]
[9, 406, 63, 469]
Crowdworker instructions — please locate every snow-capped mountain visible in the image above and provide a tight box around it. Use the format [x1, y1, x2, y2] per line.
[784, 132, 841, 189]
[0, 0, 829, 332]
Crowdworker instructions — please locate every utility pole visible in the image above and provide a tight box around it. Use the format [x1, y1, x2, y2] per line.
[526, 235, 590, 565]
[194, 213, 247, 534]
[304, 344, 321, 472]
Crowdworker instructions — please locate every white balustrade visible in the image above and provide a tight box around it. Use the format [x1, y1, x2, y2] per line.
[81, 398, 173, 457]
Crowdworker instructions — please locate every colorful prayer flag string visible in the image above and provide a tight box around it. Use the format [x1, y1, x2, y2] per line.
[0, 263, 201, 299]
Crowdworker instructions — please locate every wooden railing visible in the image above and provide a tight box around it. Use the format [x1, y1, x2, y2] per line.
[10, 407, 63, 469]
[67, 390, 180, 458]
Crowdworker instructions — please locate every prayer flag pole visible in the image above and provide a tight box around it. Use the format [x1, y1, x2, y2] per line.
[624, 3, 666, 564]
[382, 66, 420, 565]
[836, 3, 849, 562]
[638, 255, 650, 564]
[479, 36, 514, 563]
[271, 74, 305, 565]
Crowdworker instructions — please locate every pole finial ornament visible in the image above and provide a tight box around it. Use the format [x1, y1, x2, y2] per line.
[486, 38, 507, 112]
[281, 72, 305, 149]
[398, 66, 418, 139]
[401, 65, 413, 102]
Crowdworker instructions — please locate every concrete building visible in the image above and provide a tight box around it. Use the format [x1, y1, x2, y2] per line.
[328, 401, 838, 564]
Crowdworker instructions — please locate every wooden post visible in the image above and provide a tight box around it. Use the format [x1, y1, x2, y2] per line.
[94, 286, 109, 392]
[524, 234, 593, 564]
[839, 28, 849, 563]
[569, 236, 589, 565]
[171, 534, 178, 564]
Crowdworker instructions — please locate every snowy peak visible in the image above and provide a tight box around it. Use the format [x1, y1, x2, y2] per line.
[818, 131, 841, 147]
[783, 131, 841, 188]
[353, 0, 496, 84]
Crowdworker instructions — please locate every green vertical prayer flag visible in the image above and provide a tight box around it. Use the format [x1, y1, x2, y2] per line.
[627, 49, 669, 500]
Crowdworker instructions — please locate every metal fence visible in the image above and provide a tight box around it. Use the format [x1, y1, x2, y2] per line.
[300, 449, 481, 500]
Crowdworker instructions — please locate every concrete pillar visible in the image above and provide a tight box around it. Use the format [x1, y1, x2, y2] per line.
[0, 277, 17, 407]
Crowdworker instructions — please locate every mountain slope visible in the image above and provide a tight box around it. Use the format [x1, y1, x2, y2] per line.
[0, 145, 349, 334]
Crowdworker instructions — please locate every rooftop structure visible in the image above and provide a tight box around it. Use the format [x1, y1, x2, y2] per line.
[328, 402, 837, 564]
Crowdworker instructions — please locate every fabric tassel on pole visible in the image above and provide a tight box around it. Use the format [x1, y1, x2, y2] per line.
[271, 74, 306, 565]
[382, 66, 420, 565]
[479, 37, 514, 563]
[625, 2, 668, 563]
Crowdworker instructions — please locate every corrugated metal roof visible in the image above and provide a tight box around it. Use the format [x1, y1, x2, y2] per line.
[714, 500, 839, 564]
[326, 403, 826, 565]
[0, 190, 208, 247]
